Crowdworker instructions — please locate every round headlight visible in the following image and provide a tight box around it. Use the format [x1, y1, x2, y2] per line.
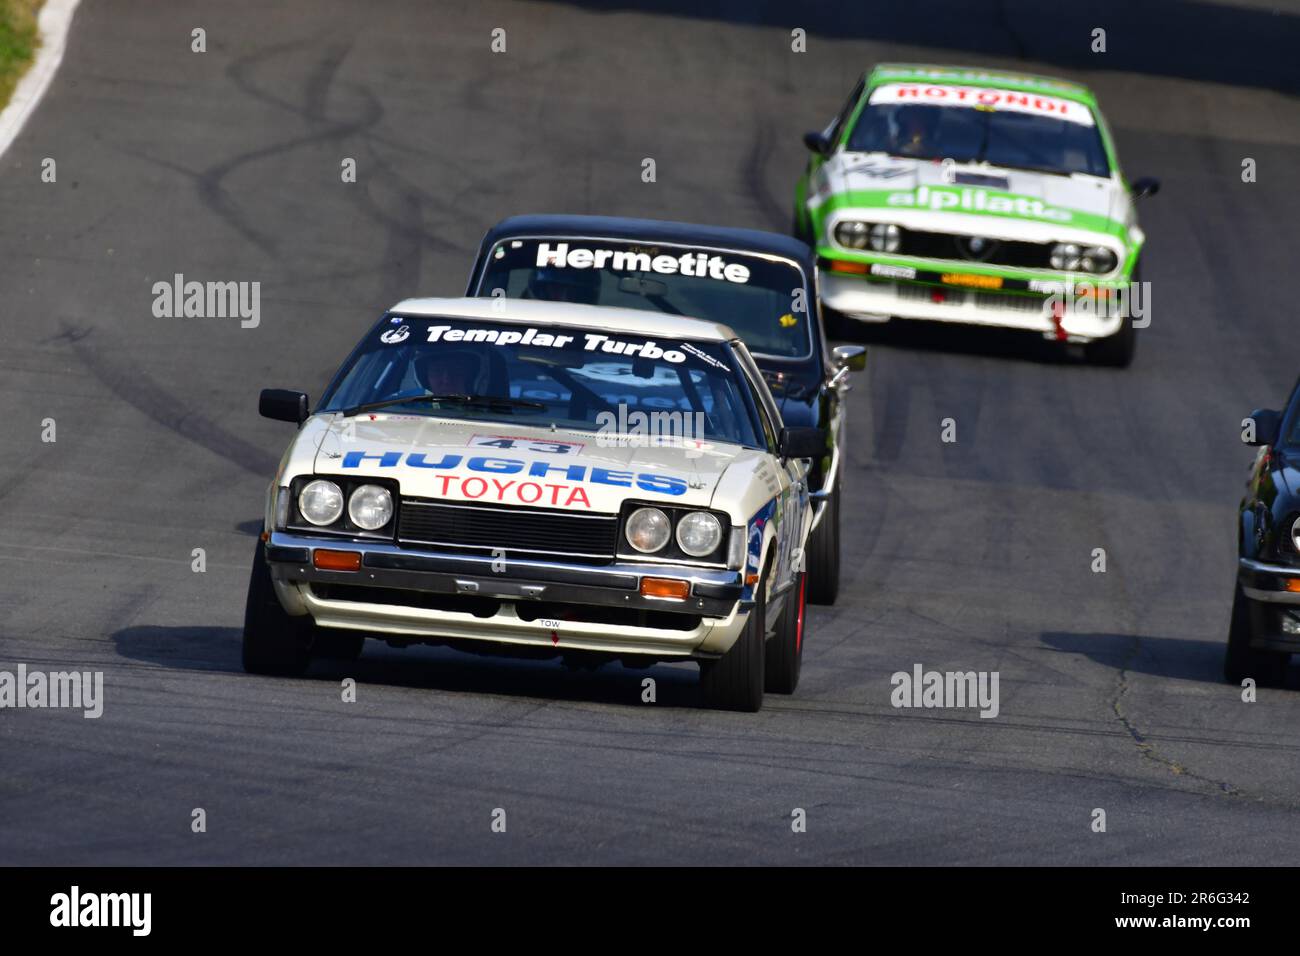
[1050, 242, 1081, 271]
[834, 220, 870, 249]
[676, 511, 723, 557]
[299, 479, 344, 526]
[625, 507, 671, 553]
[1079, 245, 1117, 274]
[1290, 515, 1300, 553]
[348, 484, 393, 531]
[869, 222, 901, 253]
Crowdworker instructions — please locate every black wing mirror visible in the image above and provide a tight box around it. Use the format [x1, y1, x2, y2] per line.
[779, 426, 827, 460]
[803, 130, 830, 156]
[1245, 408, 1281, 447]
[260, 388, 309, 424]
[1131, 176, 1160, 200]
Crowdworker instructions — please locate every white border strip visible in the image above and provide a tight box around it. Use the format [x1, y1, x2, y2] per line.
[0, 0, 82, 159]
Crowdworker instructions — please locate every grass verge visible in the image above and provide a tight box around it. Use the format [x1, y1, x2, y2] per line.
[0, 0, 43, 114]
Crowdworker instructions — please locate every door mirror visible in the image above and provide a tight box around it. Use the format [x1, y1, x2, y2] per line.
[779, 426, 827, 460]
[803, 130, 830, 155]
[260, 388, 309, 424]
[1131, 176, 1160, 200]
[831, 344, 867, 372]
[1246, 408, 1281, 447]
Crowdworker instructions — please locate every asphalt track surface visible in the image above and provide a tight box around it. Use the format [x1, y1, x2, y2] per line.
[3, 0, 1300, 866]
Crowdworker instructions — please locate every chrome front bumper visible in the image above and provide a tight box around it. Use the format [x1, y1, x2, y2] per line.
[820, 272, 1125, 341]
[264, 531, 751, 659]
[1238, 558, 1300, 652]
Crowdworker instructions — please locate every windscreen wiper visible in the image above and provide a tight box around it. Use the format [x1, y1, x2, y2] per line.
[340, 393, 545, 417]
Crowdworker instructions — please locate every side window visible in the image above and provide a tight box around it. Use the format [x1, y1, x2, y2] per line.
[730, 342, 781, 455]
[828, 76, 866, 147]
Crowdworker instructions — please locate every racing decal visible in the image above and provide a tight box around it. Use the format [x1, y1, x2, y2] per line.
[380, 325, 411, 344]
[869, 83, 1094, 126]
[743, 497, 778, 603]
[885, 184, 1073, 222]
[338, 451, 689, 498]
[535, 242, 752, 284]
[870, 263, 916, 280]
[778, 313, 798, 328]
[424, 324, 695, 364]
[469, 435, 584, 454]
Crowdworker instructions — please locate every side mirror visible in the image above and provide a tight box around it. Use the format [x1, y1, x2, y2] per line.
[779, 426, 828, 460]
[260, 388, 309, 424]
[1245, 408, 1281, 447]
[1131, 176, 1160, 200]
[831, 344, 867, 372]
[803, 130, 830, 156]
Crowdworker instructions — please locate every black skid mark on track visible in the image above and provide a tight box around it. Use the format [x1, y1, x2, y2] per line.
[196, 38, 383, 259]
[66, 326, 278, 478]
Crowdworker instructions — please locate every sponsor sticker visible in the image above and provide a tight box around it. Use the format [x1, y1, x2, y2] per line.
[869, 82, 1094, 126]
[870, 263, 917, 280]
[942, 272, 1003, 290]
[535, 242, 751, 284]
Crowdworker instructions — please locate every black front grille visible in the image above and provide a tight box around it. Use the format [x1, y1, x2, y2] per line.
[899, 231, 1050, 269]
[398, 498, 619, 560]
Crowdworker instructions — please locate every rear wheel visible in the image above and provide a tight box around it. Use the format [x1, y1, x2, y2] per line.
[1223, 582, 1289, 687]
[700, 569, 766, 712]
[765, 570, 807, 694]
[242, 541, 314, 676]
[806, 485, 840, 605]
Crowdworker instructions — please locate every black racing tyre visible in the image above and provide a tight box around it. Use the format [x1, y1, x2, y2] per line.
[242, 541, 314, 676]
[1223, 581, 1288, 687]
[765, 569, 807, 694]
[700, 568, 767, 712]
[1084, 313, 1136, 367]
[1085, 260, 1140, 367]
[806, 484, 841, 605]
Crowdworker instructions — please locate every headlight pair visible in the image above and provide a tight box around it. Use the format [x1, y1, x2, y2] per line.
[625, 506, 724, 559]
[299, 479, 393, 531]
[1049, 242, 1118, 274]
[835, 220, 900, 253]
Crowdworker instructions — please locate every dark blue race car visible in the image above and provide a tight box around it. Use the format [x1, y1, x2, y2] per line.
[466, 215, 865, 604]
[1230, 382, 1300, 686]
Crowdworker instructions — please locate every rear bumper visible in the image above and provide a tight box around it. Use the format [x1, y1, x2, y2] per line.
[820, 271, 1125, 341]
[264, 531, 750, 659]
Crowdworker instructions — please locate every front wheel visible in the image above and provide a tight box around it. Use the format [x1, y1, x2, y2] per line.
[806, 485, 840, 605]
[242, 541, 314, 676]
[1223, 582, 1289, 687]
[700, 570, 766, 712]
[1084, 314, 1136, 367]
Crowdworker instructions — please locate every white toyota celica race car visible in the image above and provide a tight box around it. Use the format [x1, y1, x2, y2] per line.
[247, 297, 825, 711]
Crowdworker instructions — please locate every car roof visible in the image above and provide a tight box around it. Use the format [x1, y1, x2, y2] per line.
[475, 214, 814, 270]
[386, 296, 737, 343]
[867, 62, 1097, 107]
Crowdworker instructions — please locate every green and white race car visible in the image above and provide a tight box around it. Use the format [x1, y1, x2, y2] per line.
[794, 64, 1159, 366]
